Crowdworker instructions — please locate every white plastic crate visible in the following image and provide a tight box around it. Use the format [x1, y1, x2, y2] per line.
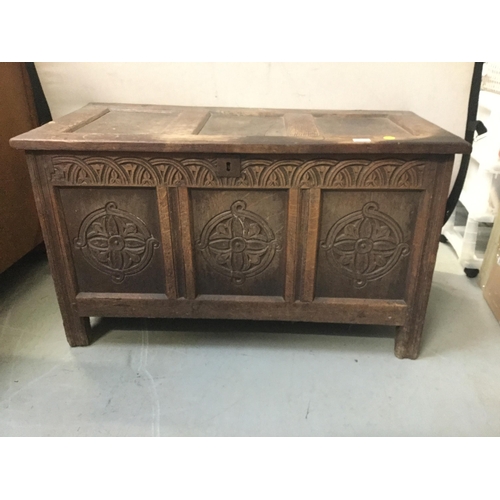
[460, 154, 500, 222]
[475, 90, 500, 173]
[481, 62, 500, 95]
[442, 87, 500, 275]
[443, 203, 492, 272]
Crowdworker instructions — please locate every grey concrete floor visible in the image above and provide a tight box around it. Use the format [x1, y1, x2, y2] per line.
[0, 243, 499, 436]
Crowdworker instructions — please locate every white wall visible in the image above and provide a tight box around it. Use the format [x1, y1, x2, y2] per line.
[35, 62, 474, 188]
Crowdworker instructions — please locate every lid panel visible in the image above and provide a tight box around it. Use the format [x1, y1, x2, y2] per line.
[75, 110, 178, 134]
[199, 113, 286, 136]
[314, 114, 411, 139]
[9, 103, 472, 155]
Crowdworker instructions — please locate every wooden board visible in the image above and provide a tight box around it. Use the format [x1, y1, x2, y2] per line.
[10, 103, 471, 155]
[0, 62, 42, 273]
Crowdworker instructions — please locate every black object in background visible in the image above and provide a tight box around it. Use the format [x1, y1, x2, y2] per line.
[24, 62, 52, 125]
[443, 62, 485, 225]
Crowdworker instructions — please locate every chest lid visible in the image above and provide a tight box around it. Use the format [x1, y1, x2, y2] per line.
[10, 103, 471, 155]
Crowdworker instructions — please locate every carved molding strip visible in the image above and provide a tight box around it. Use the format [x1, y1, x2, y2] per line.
[50, 156, 426, 189]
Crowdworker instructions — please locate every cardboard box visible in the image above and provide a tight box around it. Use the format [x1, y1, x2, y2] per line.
[479, 212, 500, 288]
[483, 213, 500, 320]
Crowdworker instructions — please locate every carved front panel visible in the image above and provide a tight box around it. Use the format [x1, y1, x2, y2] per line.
[191, 189, 287, 297]
[59, 188, 165, 294]
[315, 191, 421, 300]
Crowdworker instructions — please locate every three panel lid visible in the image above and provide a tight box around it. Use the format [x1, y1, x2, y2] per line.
[10, 103, 471, 155]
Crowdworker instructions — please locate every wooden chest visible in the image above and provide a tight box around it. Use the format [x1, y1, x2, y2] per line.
[10, 103, 470, 359]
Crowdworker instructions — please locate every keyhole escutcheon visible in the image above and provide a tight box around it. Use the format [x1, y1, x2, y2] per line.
[217, 157, 241, 177]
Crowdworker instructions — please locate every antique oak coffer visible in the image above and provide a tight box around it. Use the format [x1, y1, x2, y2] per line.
[10, 104, 471, 359]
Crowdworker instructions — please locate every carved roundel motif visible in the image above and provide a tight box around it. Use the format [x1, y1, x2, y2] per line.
[197, 200, 281, 284]
[74, 202, 159, 283]
[321, 202, 410, 288]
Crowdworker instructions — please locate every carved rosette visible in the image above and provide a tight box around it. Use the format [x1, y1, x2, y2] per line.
[321, 202, 410, 288]
[197, 201, 281, 284]
[74, 202, 159, 283]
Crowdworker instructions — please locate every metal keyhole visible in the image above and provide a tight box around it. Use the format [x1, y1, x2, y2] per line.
[217, 157, 240, 177]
